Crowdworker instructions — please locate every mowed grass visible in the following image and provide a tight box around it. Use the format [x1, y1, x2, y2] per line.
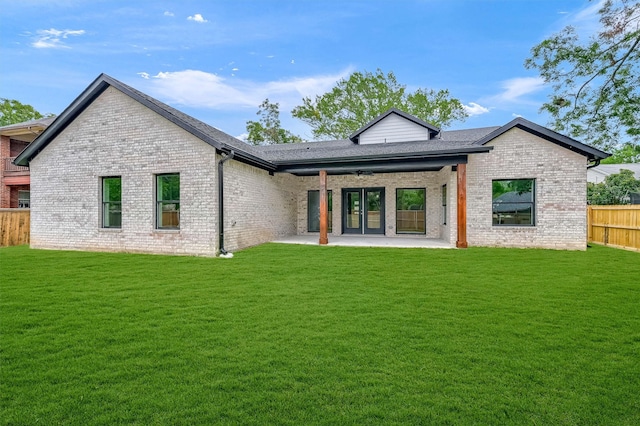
[1, 244, 639, 425]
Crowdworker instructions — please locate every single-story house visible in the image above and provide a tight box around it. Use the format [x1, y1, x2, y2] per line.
[14, 74, 609, 255]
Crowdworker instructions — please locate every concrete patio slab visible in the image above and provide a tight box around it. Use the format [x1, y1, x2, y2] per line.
[273, 235, 455, 249]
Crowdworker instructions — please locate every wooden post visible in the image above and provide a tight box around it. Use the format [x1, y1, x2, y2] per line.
[319, 170, 328, 245]
[456, 163, 468, 248]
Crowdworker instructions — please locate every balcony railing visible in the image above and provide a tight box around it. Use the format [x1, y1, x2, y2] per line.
[3, 157, 29, 172]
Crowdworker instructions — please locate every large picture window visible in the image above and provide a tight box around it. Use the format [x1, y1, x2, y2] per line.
[396, 188, 425, 234]
[307, 190, 332, 232]
[102, 177, 121, 228]
[492, 179, 535, 226]
[157, 174, 180, 229]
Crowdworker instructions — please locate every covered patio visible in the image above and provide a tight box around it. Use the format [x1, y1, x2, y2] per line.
[273, 234, 455, 249]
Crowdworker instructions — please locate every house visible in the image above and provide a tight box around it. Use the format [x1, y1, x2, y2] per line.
[0, 117, 54, 208]
[14, 74, 609, 255]
[587, 163, 640, 184]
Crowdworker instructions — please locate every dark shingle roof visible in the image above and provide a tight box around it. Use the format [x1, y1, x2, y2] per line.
[15, 73, 610, 170]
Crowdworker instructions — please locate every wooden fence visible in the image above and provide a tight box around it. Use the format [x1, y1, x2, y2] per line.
[0, 209, 30, 247]
[587, 205, 640, 252]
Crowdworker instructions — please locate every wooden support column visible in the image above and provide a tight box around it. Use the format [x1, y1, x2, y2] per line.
[456, 163, 468, 248]
[319, 170, 329, 245]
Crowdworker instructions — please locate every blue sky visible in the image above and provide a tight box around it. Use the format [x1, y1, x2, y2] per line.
[0, 0, 603, 141]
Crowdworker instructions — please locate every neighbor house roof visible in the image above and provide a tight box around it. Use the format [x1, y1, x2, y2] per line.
[0, 116, 56, 142]
[587, 163, 640, 183]
[15, 74, 610, 175]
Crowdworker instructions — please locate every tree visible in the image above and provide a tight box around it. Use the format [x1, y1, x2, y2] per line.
[0, 98, 49, 126]
[587, 169, 640, 204]
[524, 0, 640, 151]
[601, 142, 640, 163]
[291, 69, 468, 140]
[245, 99, 303, 145]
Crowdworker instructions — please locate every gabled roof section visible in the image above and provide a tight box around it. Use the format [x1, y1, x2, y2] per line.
[14, 74, 274, 170]
[348, 108, 440, 143]
[475, 117, 610, 161]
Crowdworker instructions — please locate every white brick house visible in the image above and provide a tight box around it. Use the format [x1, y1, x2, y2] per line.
[15, 74, 609, 255]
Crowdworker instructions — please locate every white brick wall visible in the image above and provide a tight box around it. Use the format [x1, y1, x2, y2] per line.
[223, 159, 298, 251]
[466, 128, 587, 250]
[30, 87, 220, 256]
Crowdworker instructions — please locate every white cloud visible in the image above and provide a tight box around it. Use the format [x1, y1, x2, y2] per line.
[137, 72, 150, 79]
[32, 28, 85, 49]
[236, 132, 249, 141]
[463, 102, 490, 116]
[512, 113, 523, 118]
[187, 14, 208, 23]
[137, 68, 354, 110]
[494, 77, 546, 103]
[164, 11, 174, 17]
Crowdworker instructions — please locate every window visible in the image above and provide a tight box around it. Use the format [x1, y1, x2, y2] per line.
[492, 179, 535, 226]
[18, 191, 30, 209]
[441, 184, 447, 225]
[102, 177, 121, 228]
[396, 188, 425, 234]
[156, 174, 180, 229]
[307, 190, 332, 232]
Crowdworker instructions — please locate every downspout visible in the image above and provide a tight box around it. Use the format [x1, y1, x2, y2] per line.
[218, 150, 235, 258]
[587, 159, 600, 169]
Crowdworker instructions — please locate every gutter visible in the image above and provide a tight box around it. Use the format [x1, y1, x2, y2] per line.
[218, 150, 235, 258]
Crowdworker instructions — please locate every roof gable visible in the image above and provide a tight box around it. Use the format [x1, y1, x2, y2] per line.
[14, 74, 273, 170]
[476, 117, 609, 161]
[349, 108, 440, 143]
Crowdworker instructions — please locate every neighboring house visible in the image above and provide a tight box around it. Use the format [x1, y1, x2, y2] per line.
[587, 163, 640, 184]
[0, 117, 54, 208]
[14, 74, 609, 255]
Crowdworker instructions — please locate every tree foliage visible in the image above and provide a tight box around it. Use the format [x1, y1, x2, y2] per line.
[0, 98, 49, 126]
[291, 69, 468, 140]
[587, 169, 640, 204]
[524, 0, 640, 151]
[245, 99, 303, 145]
[601, 142, 640, 163]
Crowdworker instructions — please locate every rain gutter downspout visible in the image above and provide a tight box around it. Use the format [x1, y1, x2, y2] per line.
[587, 159, 601, 169]
[218, 150, 235, 257]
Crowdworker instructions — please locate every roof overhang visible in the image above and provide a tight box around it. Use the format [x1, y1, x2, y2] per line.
[273, 148, 490, 176]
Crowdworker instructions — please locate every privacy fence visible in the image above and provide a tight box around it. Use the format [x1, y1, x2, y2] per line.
[0, 209, 30, 247]
[587, 205, 640, 252]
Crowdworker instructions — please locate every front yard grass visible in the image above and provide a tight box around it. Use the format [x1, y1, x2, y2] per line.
[1, 243, 639, 425]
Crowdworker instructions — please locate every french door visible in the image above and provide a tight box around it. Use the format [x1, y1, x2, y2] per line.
[342, 188, 385, 234]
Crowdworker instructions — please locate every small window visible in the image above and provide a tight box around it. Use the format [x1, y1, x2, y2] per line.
[102, 177, 121, 228]
[307, 190, 332, 232]
[18, 190, 30, 209]
[157, 174, 180, 229]
[396, 188, 425, 234]
[441, 184, 447, 225]
[492, 179, 535, 226]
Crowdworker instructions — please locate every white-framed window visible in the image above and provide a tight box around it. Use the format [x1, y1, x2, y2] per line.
[18, 190, 30, 208]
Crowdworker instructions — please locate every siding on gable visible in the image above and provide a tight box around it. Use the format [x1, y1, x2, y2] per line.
[359, 114, 431, 144]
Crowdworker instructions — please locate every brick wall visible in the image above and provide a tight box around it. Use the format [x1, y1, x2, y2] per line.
[222, 159, 298, 251]
[0, 135, 10, 208]
[466, 128, 587, 250]
[295, 169, 455, 242]
[29, 87, 220, 256]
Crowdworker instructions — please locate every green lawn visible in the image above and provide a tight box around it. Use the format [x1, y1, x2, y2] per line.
[1, 244, 639, 425]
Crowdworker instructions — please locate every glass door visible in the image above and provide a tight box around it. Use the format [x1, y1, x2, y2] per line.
[364, 188, 385, 234]
[342, 189, 362, 234]
[342, 188, 385, 234]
